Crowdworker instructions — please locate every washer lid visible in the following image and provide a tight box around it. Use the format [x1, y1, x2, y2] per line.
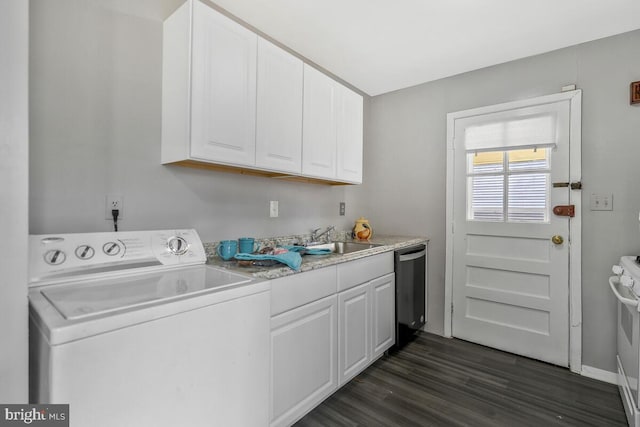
[40, 265, 251, 320]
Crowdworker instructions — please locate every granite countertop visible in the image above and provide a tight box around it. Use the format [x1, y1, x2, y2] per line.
[205, 235, 428, 280]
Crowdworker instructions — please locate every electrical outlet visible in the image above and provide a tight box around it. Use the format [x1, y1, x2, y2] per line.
[269, 200, 279, 218]
[105, 195, 123, 219]
[339, 202, 346, 216]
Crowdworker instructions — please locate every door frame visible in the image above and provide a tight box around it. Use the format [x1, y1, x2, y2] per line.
[444, 90, 582, 373]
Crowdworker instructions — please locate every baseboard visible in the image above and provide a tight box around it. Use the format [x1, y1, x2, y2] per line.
[581, 365, 618, 385]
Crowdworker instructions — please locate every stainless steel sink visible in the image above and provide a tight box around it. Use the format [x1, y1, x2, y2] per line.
[306, 241, 382, 255]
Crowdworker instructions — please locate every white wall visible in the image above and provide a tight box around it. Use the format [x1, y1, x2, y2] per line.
[356, 30, 640, 372]
[29, 0, 356, 242]
[0, 0, 29, 402]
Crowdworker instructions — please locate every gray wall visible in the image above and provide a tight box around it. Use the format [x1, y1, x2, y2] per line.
[29, 0, 358, 242]
[0, 0, 29, 401]
[356, 30, 640, 371]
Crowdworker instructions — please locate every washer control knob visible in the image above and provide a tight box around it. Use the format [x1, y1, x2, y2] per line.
[103, 242, 121, 256]
[75, 245, 95, 260]
[621, 275, 634, 289]
[612, 265, 624, 275]
[167, 236, 189, 255]
[44, 249, 66, 266]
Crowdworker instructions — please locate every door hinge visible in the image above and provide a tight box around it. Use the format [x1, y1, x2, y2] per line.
[451, 304, 454, 315]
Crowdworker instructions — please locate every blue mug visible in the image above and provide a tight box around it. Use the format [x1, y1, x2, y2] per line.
[238, 237, 259, 254]
[217, 240, 237, 261]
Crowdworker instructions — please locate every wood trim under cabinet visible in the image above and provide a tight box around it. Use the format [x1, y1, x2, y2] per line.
[165, 159, 355, 186]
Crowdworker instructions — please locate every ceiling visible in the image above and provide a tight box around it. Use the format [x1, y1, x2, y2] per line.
[103, 0, 640, 96]
[204, 0, 640, 96]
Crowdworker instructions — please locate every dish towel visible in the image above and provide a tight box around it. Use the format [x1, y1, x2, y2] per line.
[283, 245, 333, 255]
[234, 251, 302, 270]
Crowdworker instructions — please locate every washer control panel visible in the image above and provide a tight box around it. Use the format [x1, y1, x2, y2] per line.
[29, 229, 207, 285]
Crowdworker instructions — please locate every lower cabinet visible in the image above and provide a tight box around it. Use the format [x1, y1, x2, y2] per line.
[371, 273, 396, 358]
[270, 295, 338, 427]
[338, 273, 395, 386]
[338, 282, 370, 385]
[270, 252, 395, 426]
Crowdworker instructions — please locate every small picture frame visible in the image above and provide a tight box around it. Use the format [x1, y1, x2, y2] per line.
[631, 81, 640, 105]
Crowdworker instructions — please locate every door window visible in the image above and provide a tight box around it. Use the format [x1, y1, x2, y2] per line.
[467, 148, 550, 223]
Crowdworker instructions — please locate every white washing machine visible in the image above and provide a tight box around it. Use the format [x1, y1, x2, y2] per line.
[29, 229, 270, 427]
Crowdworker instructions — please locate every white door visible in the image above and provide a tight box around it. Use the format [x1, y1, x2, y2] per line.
[255, 37, 303, 174]
[448, 93, 581, 367]
[190, 0, 257, 166]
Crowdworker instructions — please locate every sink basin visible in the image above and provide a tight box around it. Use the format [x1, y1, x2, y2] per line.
[306, 241, 382, 255]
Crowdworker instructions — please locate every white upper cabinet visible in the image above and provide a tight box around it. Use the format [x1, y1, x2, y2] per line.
[189, 0, 257, 165]
[302, 64, 363, 183]
[162, 0, 257, 167]
[336, 86, 364, 183]
[162, 0, 363, 184]
[302, 64, 337, 179]
[255, 38, 303, 174]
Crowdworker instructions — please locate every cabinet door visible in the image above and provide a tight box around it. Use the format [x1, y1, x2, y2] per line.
[338, 282, 370, 386]
[336, 85, 363, 183]
[256, 37, 303, 174]
[371, 273, 396, 358]
[190, 1, 257, 166]
[302, 64, 337, 179]
[270, 295, 338, 427]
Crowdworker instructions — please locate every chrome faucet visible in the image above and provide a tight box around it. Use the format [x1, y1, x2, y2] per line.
[311, 226, 335, 243]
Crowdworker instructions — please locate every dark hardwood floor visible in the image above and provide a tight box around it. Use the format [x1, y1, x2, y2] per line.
[296, 333, 627, 427]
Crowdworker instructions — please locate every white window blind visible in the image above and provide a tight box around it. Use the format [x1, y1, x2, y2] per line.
[464, 113, 557, 152]
[467, 149, 550, 223]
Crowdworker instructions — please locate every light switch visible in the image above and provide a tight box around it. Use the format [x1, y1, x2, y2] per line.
[590, 193, 613, 211]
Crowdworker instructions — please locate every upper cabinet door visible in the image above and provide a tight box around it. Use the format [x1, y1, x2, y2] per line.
[336, 86, 363, 183]
[255, 38, 303, 174]
[190, 1, 257, 166]
[302, 64, 337, 179]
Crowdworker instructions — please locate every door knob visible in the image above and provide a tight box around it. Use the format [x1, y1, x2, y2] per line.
[551, 235, 564, 245]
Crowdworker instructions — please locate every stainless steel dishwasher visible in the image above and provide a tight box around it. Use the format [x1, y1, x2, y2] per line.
[395, 244, 427, 348]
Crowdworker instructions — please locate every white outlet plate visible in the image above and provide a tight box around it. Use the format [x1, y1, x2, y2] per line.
[589, 193, 612, 211]
[105, 195, 123, 219]
[269, 200, 279, 218]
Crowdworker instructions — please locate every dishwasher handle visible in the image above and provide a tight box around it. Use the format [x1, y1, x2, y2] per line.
[398, 249, 426, 262]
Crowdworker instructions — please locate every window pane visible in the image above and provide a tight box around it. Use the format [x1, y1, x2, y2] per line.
[508, 148, 549, 171]
[467, 151, 503, 174]
[507, 173, 549, 222]
[468, 175, 504, 221]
